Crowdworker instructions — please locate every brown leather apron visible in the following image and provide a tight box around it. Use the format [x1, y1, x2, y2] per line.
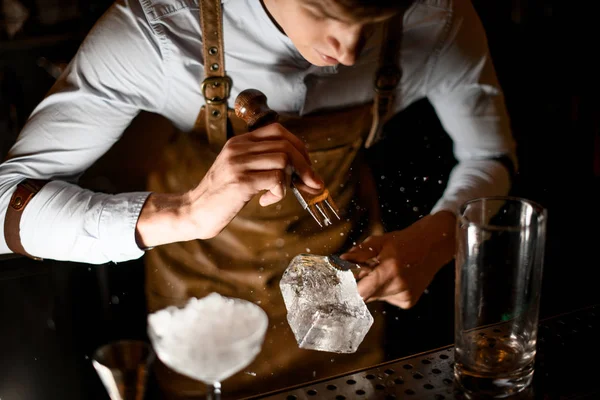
[145, 2, 404, 398]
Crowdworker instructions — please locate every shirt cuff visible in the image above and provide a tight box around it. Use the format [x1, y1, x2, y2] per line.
[431, 197, 462, 216]
[99, 192, 151, 263]
[430, 159, 511, 216]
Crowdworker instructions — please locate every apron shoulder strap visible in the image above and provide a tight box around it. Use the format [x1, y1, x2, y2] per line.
[198, 0, 405, 151]
[199, 0, 232, 152]
[364, 9, 406, 149]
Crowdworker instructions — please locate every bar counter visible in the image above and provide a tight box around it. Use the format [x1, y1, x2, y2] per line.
[247, 304, 599, 400]
[1, 252, 598, 400]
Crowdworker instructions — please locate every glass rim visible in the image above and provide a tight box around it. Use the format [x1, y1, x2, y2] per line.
[224, 297, 270, 345]
[459, 196, 547, 231]
[149, 295, 269, 347]
[92, 339, 154, 364]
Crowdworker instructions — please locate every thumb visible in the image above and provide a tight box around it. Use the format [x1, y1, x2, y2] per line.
[341, 235, 384, 262]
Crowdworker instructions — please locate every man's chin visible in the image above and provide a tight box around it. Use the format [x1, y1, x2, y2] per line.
[299, 54, 327, 67]
[296, 48, 336, 67]
[307, 56, 339, 67]
[309, 60, 332, 67]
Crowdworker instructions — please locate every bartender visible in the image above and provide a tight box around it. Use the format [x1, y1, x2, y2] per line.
[0, 0, 516, 397]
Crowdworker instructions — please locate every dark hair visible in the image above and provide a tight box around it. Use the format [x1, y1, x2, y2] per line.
[332, 0, 414, 20]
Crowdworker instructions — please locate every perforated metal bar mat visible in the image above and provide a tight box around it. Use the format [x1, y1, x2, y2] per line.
[250, 304, 599, 400]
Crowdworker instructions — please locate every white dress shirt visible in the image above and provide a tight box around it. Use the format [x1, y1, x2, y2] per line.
[0, 0, 516, 263]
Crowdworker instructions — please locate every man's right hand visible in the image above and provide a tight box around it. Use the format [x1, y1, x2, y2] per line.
[135, 123, 323, 248]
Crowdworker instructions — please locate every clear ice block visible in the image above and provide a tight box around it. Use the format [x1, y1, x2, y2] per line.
[280, 253, 374, 354]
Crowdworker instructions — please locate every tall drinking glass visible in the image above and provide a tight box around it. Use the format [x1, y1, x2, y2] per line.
[454, 196, 547, 398]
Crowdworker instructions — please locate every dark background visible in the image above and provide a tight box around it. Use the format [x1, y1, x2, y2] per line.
[1, 0, 598, 399]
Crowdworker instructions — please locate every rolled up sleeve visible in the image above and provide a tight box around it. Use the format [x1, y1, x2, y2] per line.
[427, 0, 517, 215]
[0, 0, 168, 263]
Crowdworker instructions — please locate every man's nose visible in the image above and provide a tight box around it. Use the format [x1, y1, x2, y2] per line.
[327, 24, 364, 66]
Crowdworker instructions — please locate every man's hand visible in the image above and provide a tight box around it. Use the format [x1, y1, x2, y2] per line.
[341, 211, 456, 309]
[135, 123, 323, 248]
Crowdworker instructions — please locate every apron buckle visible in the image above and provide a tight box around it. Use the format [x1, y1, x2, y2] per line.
[201, 76, 232, 105]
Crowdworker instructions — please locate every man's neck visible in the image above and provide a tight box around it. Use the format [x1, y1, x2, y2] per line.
[259, 0, 286, 35]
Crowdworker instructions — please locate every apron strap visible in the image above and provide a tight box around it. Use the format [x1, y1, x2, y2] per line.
[199, 0, 232, 152]
[364, 10, 406, 149]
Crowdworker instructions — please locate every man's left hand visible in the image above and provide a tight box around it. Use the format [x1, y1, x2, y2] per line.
[340, 211, 456, 309]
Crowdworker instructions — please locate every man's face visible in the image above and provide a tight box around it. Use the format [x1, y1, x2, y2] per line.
[262, 0, 396, 67]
